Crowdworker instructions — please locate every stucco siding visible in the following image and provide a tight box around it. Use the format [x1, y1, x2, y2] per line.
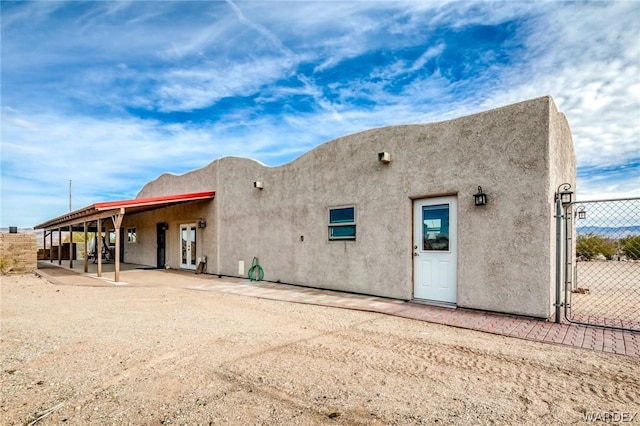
[131, 96, 575, 318]
[138, 161, 219, 199]
[119, 200, 213, 268]
[547, 98, 577, 316]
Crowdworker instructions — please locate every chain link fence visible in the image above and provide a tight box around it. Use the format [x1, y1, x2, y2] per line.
[565, 198, 640, 331]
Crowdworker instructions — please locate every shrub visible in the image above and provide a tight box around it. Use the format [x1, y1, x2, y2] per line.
[620, 235, 640, 260]
[576, 233, 616, 260]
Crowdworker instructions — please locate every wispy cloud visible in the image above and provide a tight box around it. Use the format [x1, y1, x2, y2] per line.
[1, 1, 638, 226]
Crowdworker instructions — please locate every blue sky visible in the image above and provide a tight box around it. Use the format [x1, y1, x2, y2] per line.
[1, 0, 639, 227]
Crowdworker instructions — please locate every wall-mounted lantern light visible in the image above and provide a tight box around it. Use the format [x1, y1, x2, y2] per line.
[198, 219, 207, 229]
[576, 206, 586, 220]
[254, 181, 264, 190]
[473, 186, 488, 206]
[555, 183, 573, 205]
[378, 152, 391, 164]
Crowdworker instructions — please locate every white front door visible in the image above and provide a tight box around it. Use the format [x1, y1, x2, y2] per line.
[413, 197, 457, 304]
[180, 223, 197, 270]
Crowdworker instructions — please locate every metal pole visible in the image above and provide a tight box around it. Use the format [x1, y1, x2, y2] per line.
[564, 204, 570, 292]
[555, 198, 563, 323]
[69, 180, 72, 212]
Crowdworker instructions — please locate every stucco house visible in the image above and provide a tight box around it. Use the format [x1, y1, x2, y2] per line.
[36, 96, 576, 319]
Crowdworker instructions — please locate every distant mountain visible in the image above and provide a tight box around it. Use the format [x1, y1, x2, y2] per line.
[577, 226, 640, 238]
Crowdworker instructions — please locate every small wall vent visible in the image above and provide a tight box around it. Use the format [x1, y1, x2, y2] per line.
[378, 152, 391, 163]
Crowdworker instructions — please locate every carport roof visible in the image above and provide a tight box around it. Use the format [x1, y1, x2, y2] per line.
[34, 190, 215, 230]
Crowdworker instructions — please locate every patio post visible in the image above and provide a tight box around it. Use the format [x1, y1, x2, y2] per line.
[58, 228, 62, 265]
[97, 218, 102, 277]
[83, 221, 88, 273]
[69, 225, 73, 269]
[112, 208, 124, 282]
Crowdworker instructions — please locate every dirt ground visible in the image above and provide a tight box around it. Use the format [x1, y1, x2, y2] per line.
[571, 261, 640, 325]
[1, 273, 639, 425]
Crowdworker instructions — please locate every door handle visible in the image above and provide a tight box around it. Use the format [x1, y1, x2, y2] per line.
[414, 252, 419, 257]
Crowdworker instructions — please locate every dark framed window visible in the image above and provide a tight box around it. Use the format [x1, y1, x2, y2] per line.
[127, 227, 137, 243]
[329, 206, 356, 241]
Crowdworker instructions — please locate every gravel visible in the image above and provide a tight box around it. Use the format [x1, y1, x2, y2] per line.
[1, 273, 638, 425]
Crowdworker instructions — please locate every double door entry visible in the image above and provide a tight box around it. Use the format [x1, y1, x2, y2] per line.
[180, 223, 197, 270]
[413, 196, 457, 304]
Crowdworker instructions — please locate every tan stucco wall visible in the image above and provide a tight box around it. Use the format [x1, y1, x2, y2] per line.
[121, 164, 219, 268]
[132, 96, 575, 318]
[547, 99, 578, 312]
[112, 201, 212, 268]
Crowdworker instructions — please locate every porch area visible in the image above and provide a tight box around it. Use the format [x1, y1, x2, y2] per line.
[34, 191, 215, 283]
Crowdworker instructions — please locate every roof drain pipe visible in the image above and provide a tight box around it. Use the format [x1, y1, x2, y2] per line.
[248, 257, 264, 282]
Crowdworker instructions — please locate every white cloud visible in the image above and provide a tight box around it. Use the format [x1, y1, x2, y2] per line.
[476, 2, 639, 173]
[155, 56, 298, 112]
[1, 1, 639, 226]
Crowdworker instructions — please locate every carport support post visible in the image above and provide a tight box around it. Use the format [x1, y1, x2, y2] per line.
[114, 226, 120, 282]
[83, 222, 88, 273]
[69, 225, 73, 269]
[97, 218, 102, 277]
[555, 198, 563, 324]
[58, 228, 62, 265]
[112, 208, 124, 282]
[49, 231, 53, 263]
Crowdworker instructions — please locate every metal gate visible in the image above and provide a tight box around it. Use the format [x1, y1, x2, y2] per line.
[559, 197, 640, 331]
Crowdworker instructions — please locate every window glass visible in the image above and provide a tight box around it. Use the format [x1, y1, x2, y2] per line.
[127, 228, 137, 243]
[329, 206, 356, 241]
[181, 228, 187, 264]
[329, 207, 355, 224]
[190, 226, 196, 264]
[423, 204, 449, 251]
[330, 225, 356, 239]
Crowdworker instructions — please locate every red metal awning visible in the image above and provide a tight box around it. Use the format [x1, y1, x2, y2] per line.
[94, 191, 215, 210]
[34, 190, 215, 229]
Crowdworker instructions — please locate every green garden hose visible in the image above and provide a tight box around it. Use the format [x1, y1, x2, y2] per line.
[248, 257, 264, 282]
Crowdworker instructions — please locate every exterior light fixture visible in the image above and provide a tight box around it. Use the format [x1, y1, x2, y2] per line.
[576, 206, 586, 220]
[198, 219, 207, 229]
[254, 181, 264, 189]
[473, 186, 488, 206]
[555, 183, 573, 205]
[378, 152, 391, 163]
